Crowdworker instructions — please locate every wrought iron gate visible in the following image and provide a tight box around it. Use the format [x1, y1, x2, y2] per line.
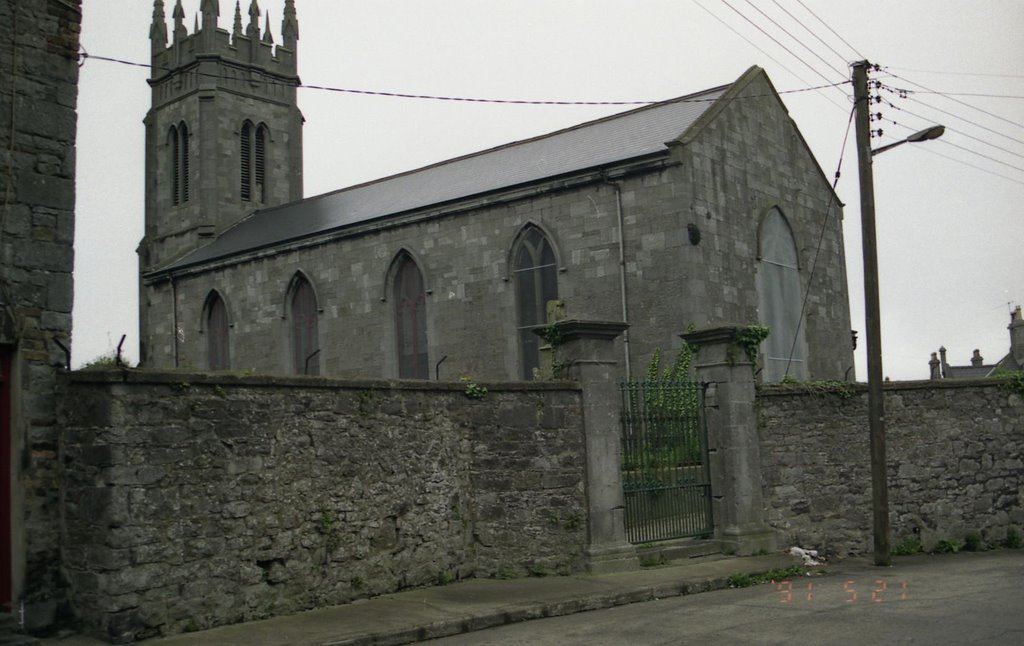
[620, 381, 712, 543]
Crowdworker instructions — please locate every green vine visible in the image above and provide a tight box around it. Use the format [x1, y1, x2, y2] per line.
[732, 325, 770, 364]
[461, 376, 488, 400]
[993, 369, 1024, 399]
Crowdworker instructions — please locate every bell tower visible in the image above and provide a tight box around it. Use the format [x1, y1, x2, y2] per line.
[140, 0, 303, 272]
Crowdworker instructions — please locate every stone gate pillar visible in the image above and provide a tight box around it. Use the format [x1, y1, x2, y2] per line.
[682, 326, 775, 555]
[544, 319, 638, 574]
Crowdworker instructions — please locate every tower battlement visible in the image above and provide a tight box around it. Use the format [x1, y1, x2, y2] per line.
[150, 0, 299, 101]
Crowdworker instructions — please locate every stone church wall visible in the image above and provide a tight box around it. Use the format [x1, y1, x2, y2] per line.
[145, 72, 852, 383]
[758, 379, 1023, 556]
[60, 371, 586, 642]
[0, 0, 80, 629]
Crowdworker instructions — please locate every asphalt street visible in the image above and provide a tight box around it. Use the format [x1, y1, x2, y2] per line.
[426, 551, 1024, 645]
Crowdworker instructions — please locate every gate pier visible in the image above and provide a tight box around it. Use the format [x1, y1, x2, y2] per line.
[682, 326, 776, 556]
[545, 319, 639, 574]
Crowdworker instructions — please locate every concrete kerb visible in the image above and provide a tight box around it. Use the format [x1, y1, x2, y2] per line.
[39, 554, 800, 646]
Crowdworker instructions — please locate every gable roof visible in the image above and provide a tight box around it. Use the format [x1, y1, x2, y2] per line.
[158, 68, 768, 273]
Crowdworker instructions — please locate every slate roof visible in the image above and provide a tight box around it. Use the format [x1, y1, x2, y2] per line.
[162, 77, 738, 272]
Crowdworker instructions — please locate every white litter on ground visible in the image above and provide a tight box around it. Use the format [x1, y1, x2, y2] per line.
[789, 546, 824, 566]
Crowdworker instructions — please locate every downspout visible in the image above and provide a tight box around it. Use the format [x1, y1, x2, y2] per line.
[170, 274, 180, 368]
[603, 177, 632, 380]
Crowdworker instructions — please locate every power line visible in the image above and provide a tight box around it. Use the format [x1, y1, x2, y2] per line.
[795, 0, 864, 61]
[886, 65, 1024, 80]
[769, 0, 849, 63]
[901, 94, 1024, 148]
[718, 0, 845, 91]
[79, 50, 848, 106]
[894, 90, 1024, 100]
[906, 141, 1024, 187]
[692, 0, 824, 95]
[785, 102, 857, 379]
[742, 0, 848, 80]
[885, 71, 1024, 133]
[881, 98, 1024, 160]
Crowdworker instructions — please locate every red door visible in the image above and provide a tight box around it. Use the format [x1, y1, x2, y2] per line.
[1, 347, 12, 612]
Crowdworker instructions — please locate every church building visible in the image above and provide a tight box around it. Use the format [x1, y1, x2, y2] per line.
[139, 1, 855, 383]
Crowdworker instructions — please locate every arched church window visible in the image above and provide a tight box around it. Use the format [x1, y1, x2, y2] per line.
[290, 275, 320, 375]
[205, 292, 230, 371]
[757, 208, 808, 382]
[393, 254, 428, 379]
[169, 123, 190, 206]
[513, 225, 558, 380]
[240, 121, 267, 202]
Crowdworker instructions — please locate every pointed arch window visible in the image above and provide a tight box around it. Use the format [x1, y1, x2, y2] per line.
[513, 226, 558, 380]
[757, 208, 808, 382]
[240, 121, 267, 202]
[393, 254, 428, 379]
[290, 276, 320, 375]
[168, 123, 190, 206]
[205, 292, 230, 371]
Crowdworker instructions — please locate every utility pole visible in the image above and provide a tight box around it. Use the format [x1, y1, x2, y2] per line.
[852, 60, 891, 567]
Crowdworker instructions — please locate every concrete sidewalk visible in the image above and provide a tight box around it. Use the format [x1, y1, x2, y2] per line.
[41, 553, 801, 646]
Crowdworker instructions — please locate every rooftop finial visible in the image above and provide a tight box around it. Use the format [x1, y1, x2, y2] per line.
[282, 0, 298, 50]
[262, 11, 274, 44]
[247, 0, 260, 40]
[150, 0, 167, 51]
[172, 0, 186, 42]
[201, 0, 219, 31]
[233, 0, 243, 40]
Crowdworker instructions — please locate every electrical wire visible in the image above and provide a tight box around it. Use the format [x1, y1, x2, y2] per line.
[885, 71, 1024, 132]
[719, 0, 845, 91]
[898, 94, 1024, 148]
[691, 0, 843, 114]
[769, 0, 849, 64]
[795, 0, 864, 61]
[742, 0, 848, 80]
[886, 66, 1024, 80]
[880, 98, 1024, 161]
[78, 50, 849, 105]
[784, 102, 857, 379]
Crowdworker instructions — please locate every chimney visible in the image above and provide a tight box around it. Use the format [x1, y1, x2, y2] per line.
[1010, 306, 1024, 367]
[971, 349, 984, 367]
[939, 346, 949, 379]
[929, 352, 941, 379]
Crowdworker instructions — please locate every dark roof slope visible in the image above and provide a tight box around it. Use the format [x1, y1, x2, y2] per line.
[162, 74, 748, 272]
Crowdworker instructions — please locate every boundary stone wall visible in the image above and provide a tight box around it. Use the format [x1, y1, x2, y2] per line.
[758, 379, 1023, 556]
[60, 371, 586, 643]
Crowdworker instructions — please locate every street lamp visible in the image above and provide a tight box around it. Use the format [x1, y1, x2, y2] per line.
[852, 60, 944, 566]
[872, 125, 946, 156]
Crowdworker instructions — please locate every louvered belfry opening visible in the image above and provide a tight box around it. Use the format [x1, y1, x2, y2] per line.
[254, 125, 266, 202]
[240, 121, 252, 201]
[241, 121, 267, 203]
[179, 122, 189, 203]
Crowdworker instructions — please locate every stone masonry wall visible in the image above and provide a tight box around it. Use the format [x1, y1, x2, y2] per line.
[758, 379, 1023, 556]
[0, 0, 81, 629]
[60, 371, 586, 643]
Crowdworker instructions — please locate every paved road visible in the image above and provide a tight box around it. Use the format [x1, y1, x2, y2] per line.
[428, 551, 1024, 645]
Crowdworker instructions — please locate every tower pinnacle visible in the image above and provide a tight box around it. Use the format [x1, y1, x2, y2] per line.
[201, 0, 219, 32]
[247, 0, 260, 40]
[150, 0, 167, 53]
[262, 12, 274, 44]
[172, 0, 186, 43]
[282, 0, 298, 50]
[232, 1, 243, 40]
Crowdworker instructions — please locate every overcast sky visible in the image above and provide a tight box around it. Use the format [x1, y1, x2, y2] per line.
[73, 1, 1023, 379]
